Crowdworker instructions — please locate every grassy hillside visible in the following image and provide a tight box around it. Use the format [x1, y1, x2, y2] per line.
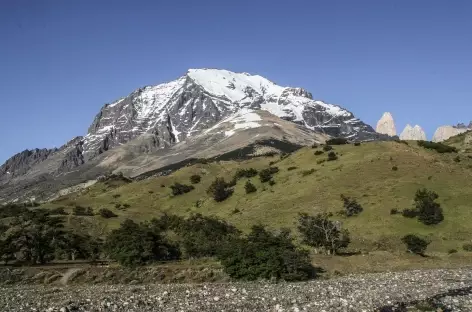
[445, 130, 472, 153]
[46, 140, 472, 253]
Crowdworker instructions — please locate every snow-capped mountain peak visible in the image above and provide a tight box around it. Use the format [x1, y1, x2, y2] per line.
[80, 68, 381, 161]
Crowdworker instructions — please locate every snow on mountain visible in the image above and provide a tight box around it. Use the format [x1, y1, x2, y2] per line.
[80, 68, 380, 162]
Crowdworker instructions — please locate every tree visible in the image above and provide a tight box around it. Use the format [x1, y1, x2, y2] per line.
[401, 234, 430, 255]
[297, 213, 350, 254]
[105, 219, 180, 266]
[414, 189, 444, 225]
[340, 195, 363, 217]
[175, 213, 240, 258]
[98, 208, 118, 218]
[244, 180, 257, 194]
[4, 211, 67, 264]
[189, 174, 201, 184]
[259, 167, 279, 183]
[169, 182, 194, 196]
[327, 151, 338, 161]
[207, 178, 233, 202]
[218, 225, 315, 281]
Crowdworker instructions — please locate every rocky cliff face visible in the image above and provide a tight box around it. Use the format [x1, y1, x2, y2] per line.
[433, 125, 471, 142]
[375, 112, 396, 136]
[399, 124, 426, 141]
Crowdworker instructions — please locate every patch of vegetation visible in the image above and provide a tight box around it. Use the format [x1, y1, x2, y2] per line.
[323, 145, 333, 152]
[340, 195, 363, 217]
[218, 225, 315, 281]
[287, 166, 298, 171]
[453, 156, 461, 163]
[268, 180, 276, 186]
[417, 140, 457, 153]
[390, 208, 399, 215]
[297, 213, 350, 254]
[316, 159, 326, 164]
[301, 169, 315, 176]
[392, 166, 398, 171]
[415, 189, 444, 225]
[354, 142, 361, 146]
[401, 234, 430, 255]
[326, 138, 349, 145]
[105, 219, 180, 266]
[207, 178, 234, 202]
[73, 206, 94, 216]
[259, 167, 279, 183]
[0, 204, 29, 219]
[448, 249, 458, 254]
[462, 243, 472, 252]
[170, 182, 195, 196]
[395, 140, 409, 145]
[327, 151, 338, 161]
[98, 208, 118, 218]
[189, 174, 201, 184]
[314, 150, 324, 156]
[49, 207, 68, 215]
[244, 180, 257, 194]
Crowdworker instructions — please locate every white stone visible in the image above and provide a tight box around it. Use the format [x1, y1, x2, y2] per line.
[399, 124, 426, 140]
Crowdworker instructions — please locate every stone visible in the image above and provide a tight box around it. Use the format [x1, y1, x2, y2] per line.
[399, 124, 427, 140]
[433, 125, 470, 142]
[376, 112, 397, 136]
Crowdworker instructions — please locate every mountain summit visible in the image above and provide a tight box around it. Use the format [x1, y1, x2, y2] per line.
[1, 68, 383, 203]
[83, 68, 380, 161]
[375, 112, 396, 136]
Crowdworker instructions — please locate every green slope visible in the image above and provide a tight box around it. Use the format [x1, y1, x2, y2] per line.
[47, 141, 472, 253]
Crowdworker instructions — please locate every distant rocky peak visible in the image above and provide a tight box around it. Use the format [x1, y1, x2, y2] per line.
[400, 124, 426, 141]
[376, 112, 397, 136]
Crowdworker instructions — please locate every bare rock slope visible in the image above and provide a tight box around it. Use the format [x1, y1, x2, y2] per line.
[376, 112, 396, 136]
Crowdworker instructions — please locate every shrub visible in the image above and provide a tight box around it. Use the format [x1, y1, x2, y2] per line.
[326, 138, 348, 145]
[170, 182, 194, 196]
[395, 140, 409, 145]
[323, 145, 333, 152]
[462, 243, 472, 252]
[354, 142, 361, 146]
[105, 219, 180, 266]
[112, 194, 121, 199]
[73, 206, 94, 216]
[233, 168, 258, 181]
[99, 208, 117, 218]
[327, 152, 338, 161]
[50, 207, 68, 215]
[302, 169, 315, 176]
[401, 234, 430, 255]
[402, 208, 418, 218]
[176, 214, 240, 258]
[392, 166, 398, 171]
[390, 208, 399, 215]
[311, 143, 318, 149]
[259, 167, 279, 183]
[314, 150, 324, 156]
[340, 195, 363, 217]
[287, 166, 298, 171]
[453, 156, 461, 163]
[415, 189, 444, 225]
[317, 159, 326, 165]
[268, 180, 276, 186]
[448, 249, 458, 254]
[417, 140, 457, 153]
[123, 203, 131, 209]
[115, 203, 122, 209]
[245, 180, 257, 194]
[297, 213, 350, 254]
[218, 225, 315, 281]
[189, 174, 201, 184]
[207, 178, 233, 202]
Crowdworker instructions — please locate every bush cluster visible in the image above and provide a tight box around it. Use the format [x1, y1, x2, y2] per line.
[99, 208, 118, 218]
[170, 182, 195, 196]
[314, 150, 324, 156]
[323, 145, 333, 152]
[73, 206, 94, 216]
[327, 151, 338, 161]
[244, 180, 257, 194]
[340, 195, 363, 217]
[326, 138, 349, 145]
[259, 167, 279, 183]
[417, 140, 457, 153]
[207, 178, 234, 202]
[189, 174, 201, 184]
[401, 234, 430, 255]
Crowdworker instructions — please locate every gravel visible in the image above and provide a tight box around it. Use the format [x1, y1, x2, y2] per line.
[1, 268, 472, 312]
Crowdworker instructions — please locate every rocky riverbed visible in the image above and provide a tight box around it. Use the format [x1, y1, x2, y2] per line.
[1, 269, 472, 312]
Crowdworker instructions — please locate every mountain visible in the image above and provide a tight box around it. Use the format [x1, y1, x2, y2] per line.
[399, 124, 426, 141]
[375, 112, 396, 136]
[432, 125, 472, 142]
[0, 68, 383, 203]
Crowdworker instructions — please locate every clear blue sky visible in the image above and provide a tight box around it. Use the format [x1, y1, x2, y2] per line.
[1, 0, 472, 164]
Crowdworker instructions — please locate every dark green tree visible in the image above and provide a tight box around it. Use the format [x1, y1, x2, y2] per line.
[414, 189, 444, 225]
[297, 213, 350, 254]
[105, 219, 180, 266]
[245, 180, 257, 194]
[340, 195, 363, 217]
[207, 178, 233, 202]
[169, 182, 194, 196]
[218, 225, 315, 281]
[189, 174, 202, 184]
[401, 234, 430, 255]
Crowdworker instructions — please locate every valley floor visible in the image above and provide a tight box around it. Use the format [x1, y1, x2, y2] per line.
[2, 268, 472, 312]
